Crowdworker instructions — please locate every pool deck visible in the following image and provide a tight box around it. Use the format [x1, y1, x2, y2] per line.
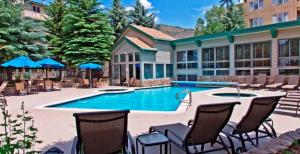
[4, 86, 300, 153]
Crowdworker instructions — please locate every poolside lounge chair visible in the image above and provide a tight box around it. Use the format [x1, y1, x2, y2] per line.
[82, 79, 90, 88]
[223, 95, 284, 153]
[239, 76, 254, 89]
[0, 81, 8, 94]
[281, 75, 299, 91]
[72, 110, 135, 154]
[149, 102, 240, 154]
[44, 80, 53, 91]
[266, 75, 285, 90]
[15, 82, 27, 95]
[250, 74, 267, 89]
[278, 93, 300, 116]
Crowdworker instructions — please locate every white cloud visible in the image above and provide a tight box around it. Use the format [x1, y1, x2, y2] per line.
[140, 0, 153, 9]
[154, 16, 160, 23]
[194, 5, 213, 16]
[99, 4, 105, 9]
[125, 6, 134, 11]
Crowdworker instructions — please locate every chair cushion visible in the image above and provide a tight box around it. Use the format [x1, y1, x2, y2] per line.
[150, 123, 190, 147]
[282, 85, 297, 89]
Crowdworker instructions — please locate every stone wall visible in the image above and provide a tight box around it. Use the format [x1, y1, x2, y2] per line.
[140, 79, 171, 87]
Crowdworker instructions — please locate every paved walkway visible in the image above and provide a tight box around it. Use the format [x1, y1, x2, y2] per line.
[4, 87, 300, 153]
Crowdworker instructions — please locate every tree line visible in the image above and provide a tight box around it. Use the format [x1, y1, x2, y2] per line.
[0, 0, 155, 66]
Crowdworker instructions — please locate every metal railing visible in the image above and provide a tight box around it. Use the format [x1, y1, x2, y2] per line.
[176, 89, 192, 106]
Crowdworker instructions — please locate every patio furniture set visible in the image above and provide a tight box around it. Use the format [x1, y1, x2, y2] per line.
[71, 95, 285, 154]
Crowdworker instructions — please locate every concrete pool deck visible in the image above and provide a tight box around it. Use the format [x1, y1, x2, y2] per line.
[4, 86, 300, 153]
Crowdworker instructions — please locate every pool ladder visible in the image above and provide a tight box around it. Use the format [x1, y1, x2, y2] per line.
[176, 89, 192, 107]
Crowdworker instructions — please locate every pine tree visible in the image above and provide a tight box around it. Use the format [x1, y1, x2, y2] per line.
[129, 0, 155, 28]
[194, 17, 206, 36]
[62, 0, 115, 66]
[0, 0, 47, 62]
[109, 0, 128, 38]
[44, 0, 66, 61]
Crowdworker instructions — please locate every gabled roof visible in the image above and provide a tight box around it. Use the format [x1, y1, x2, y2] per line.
[125, 36, 157, 51]
[130, 25, 175, 41]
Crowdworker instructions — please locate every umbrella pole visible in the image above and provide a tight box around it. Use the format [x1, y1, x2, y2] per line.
[90, 69, 92, 88]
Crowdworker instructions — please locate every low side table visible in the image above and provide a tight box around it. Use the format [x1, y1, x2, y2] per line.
[136, 133, 169, 154]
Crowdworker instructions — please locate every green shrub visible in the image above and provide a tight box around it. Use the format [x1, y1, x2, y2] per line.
[0, 102, 42, 154]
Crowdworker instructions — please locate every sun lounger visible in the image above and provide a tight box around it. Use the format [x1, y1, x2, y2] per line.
[282, 75, 299, 91]
[44, 80, 53, 91]
[239, 76, 254, 89]
[266, 75, 285, 90]
[0, 81, 8, 94]
[250, 74, 267, 89]
[72, 110, 135, 154]
[149, 102, 240, 154]
[224, 95, 284, 152]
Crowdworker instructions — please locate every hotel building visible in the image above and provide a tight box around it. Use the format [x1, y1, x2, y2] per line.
[111, 20, 300, 86]
[243, 0, 300, 27]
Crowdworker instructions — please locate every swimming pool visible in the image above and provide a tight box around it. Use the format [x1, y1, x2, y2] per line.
[49, 86, 216, 111]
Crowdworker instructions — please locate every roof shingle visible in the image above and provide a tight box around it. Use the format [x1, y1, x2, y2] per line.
[126, 36, 157, 50]
[131, 25, 175, 41]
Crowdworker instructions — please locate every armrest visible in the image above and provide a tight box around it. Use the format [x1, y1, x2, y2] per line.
[127, 131, 136, 154]
[187, 119, 193, 127]
[166, 128, 184, 143]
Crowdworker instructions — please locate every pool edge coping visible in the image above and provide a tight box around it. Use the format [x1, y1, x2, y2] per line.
[34, 85, 216, 113]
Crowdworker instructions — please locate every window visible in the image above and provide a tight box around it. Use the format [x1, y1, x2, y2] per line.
[32, 5, 40, 13]
[177, 51, 186, 62]
[176, 50, 198, 69]
[129, 64, 134, 78]
[253, 41, 271, 67]
[236, 70, 251, 75]
[113, 65, 120, 79]
[249, 17, 264, 27]
[249, 0, 264, 11]
[253, 69, 270, 75]
[135, 64, 140, 79]
[202, 48, 215, 69]
[156, 64, 164, 78]
[278, 38, 300, 67]
[216, 70, 229, 76]
[113, 55, 119, 63]
[216, 46, 229, 68]
[279, 69, 299, 75]
[120, 54, 126, 62]
[135, 52, 140, 61]
[203, 70, 214, 76]
[144, 64, 153, 79]
[272, 0, 288, 5]
[187, 75, 197, 81]
[235, 44, 251, 67]
[177, 75, 187, 81]
[273, 12, 288, 23]
[128, 53, 133, 62]
[166, 64, 173, 78]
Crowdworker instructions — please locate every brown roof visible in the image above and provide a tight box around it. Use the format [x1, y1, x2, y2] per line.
[132, 25, 175, 40]
[126, 36, 156, 50]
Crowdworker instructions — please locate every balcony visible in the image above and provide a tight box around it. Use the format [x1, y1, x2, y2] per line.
[22, 10, 48, 20]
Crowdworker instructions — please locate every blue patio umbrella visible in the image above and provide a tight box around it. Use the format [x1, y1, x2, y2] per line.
[79, 63, 102, 88]
[1, 56, 41, 80]
[1, 56, 41, 68]
[37, 58, 65, 79]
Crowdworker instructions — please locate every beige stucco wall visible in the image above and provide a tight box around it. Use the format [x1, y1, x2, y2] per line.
[243, 0, 300, 27]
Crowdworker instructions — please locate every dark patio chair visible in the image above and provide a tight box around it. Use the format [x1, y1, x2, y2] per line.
[224, 95, 284, 153]
[72, 110, 135, 154]
[149, 102, 241, 154]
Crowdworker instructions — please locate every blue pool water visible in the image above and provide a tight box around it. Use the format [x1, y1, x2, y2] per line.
[49, 86, 216, 111]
